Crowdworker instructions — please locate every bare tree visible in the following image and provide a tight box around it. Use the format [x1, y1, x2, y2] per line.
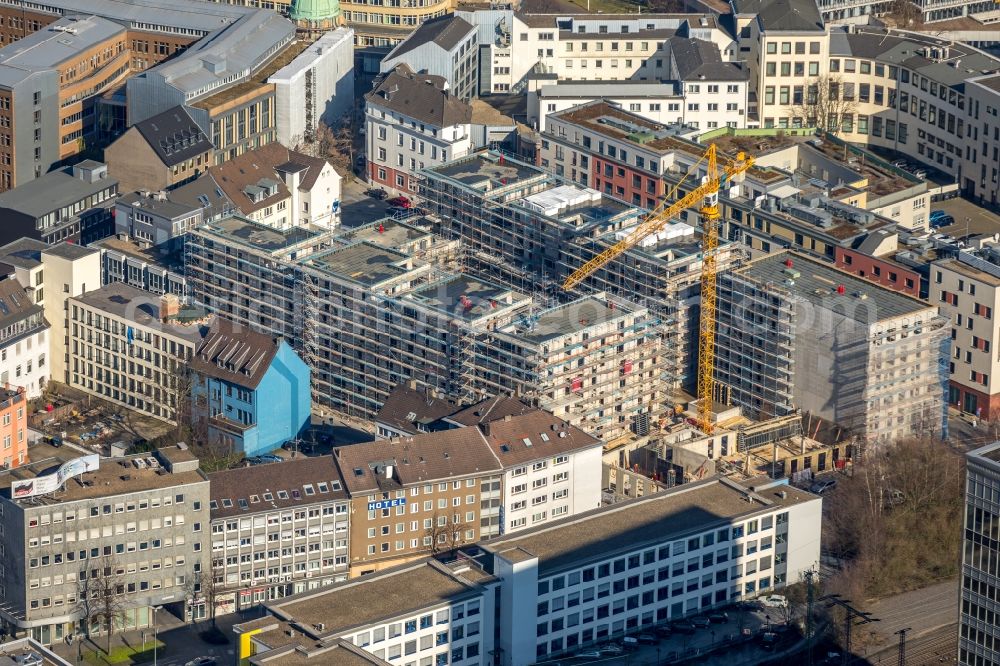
[788, 75, 859, 135]
[425, 512, 473, 555]
[886, 0, 922, 28]
[75, 555, 129, 654]
[185, 568, 224, 628]
[315, 114, 356, 178]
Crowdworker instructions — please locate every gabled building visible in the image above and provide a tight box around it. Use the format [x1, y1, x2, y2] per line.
[0, 276, 49, 399]
[665, 36, 748, 130]
[104, 106, 213, 195]
[207, 143, 342, 230]
[380, 15, 478, 101]
[365, 65, 472, 195]
[190, 318, 310, 457]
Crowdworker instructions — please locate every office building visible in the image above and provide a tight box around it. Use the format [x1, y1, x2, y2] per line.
[235, 475, 821, 665]
[112, 192, 203, 252]
[67, 283, 211, 424]
[190, 319, 311, 457]
[208, 456, 350, 613]
[93, 235, 188, 300]
[0, 276, 49, 399]
[959, 441, 1000, 666]
[716, 251, 950, 444]
[0, 443, 210, 644]
[0, 161, 118, 245]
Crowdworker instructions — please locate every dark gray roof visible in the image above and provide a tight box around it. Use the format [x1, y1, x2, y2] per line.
[385, 14, 475, 61]
[43, 242, 99, 261]
[209, 455, 347, 519]
[132, 106, 213, 168]
[0, 277, 43, 333]
[118, 192, 200, 219]
[668, 36, 747, 81]
[737, 0, 823, 31]
[0, 164, 117, 220]
[0, 238, 48, 269]
[366, 65, 472, 128]
[167, 174, 234, 217]
[189, 318, 281, 390]
[376, 383, 463, 434]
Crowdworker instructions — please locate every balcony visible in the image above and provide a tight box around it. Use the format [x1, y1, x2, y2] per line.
[209, 414, 255, 435]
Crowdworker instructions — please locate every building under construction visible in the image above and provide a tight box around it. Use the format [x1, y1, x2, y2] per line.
[183, 214, 662, 432]
[716, 250, 950, 444]
[419, 150, 743, 393]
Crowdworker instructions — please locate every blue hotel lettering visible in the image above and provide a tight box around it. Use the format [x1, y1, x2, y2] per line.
[368, 498, 407, 511]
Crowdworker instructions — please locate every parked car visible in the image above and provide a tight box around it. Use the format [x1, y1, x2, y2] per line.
[258, 454, 284, 463]
[931, 214, 954, 228]
[184, 659, 217, 666]
[653, 625, 673, 638]
[759, 632, 779, 651]
[387, 196, 412, 208]
[366, 188, 388, 200]
[708, 611, 729, 624]
[600, 643, 624, 655]
[13, 653, 43, 666]
[809, 477, 837, 494]
[758, 594, 789, 609]
[576, 650, 602, 659]
[636, 633, 657, 645]
[691, 616, 711, 629]
[672, 621, 697, 635]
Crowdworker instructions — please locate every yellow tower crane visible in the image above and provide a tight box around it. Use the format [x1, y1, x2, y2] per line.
[562, 143, 754, 434]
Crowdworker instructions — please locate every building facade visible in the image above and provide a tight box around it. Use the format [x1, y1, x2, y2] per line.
[67, 283, 210, 424]
[190, 319, 311, 457]
[933, 248, 1000, 419]
[0, 443, 210, 645]
[0, 276, 49, 400]
[208, 456, 350, 614]
[960, 441, 1000, 666]
[380, 16, 478, 101]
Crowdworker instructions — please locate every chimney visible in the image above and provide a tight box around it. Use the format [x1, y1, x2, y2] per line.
[159, 294, 181, 322]
[482, 422, 490, 436]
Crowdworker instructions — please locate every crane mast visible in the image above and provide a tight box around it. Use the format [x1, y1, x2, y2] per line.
[561, 143, 754, 435]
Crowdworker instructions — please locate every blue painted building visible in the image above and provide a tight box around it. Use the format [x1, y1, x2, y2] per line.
[190, 319, 310, 457]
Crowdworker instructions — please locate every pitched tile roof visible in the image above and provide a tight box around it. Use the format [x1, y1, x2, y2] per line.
[334, 428, 503, 494]
[0, 276, 44, 333]
[365, 65, 472, 128]
[445, 396, 535, 427]
[375, 382, 463, 435]
[480, 410, 600, 467]
[133, 105, 213, 168]
[189, 318, 282, 389]
[209, 455, 348, 519]
[208, 143, 330, 216]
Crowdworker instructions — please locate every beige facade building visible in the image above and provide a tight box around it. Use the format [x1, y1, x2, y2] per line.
[67, 283, 210, 424]
[933, 247, 1000, 419]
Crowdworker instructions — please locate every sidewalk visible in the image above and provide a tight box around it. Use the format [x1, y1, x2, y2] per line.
[48, 609, 263, 666]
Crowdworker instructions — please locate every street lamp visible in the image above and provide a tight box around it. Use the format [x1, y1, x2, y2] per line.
[152, 606, 162, 666]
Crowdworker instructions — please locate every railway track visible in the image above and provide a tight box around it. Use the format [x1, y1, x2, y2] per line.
[864, 625, 957, 665]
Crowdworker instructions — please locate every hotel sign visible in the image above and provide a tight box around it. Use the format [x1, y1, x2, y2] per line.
[368, 498, 406, 511]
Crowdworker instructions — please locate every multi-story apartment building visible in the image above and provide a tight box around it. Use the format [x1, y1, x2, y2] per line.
[932, 246, 1000, 419]
[208, 456, 350, 614]
[190, 319, 311, 457]
[963, 74, 1000, 209]
[480, 295, 663, 442]
[959, 441, 1000, 666]
[365, 65, 472, 195]
[113, 192, 203, 252]
[236, 475, 822, 666]
[0, 161, 118, 245]
[528, 81, 685, 132]
[335, 428, 503, 577]
[717, 251, 951, 444]
[93, 235, 188, 300]
[380, 16, 479, 101]
[0, 276, 49, 399]
[67, 283, 210, 424]
[0, 443, 210, 645]
[0, 385, 28, 469]
[268, 28, 355, 147]
[0, 16, 129, 192]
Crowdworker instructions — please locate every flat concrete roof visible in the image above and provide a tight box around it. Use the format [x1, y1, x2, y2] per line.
[501, 296, 632, 344]
[407, 275, 529, 321]
[427, 153, 544, 193]
[199, 215, 321, 254]
[480, 476, 817, 575]
[306, 242, 412, 287]
[736, 251, 936, 323]
[0, 16, 124, 87]
[261, 560, 494, 638]
[72, 282, 210, 343]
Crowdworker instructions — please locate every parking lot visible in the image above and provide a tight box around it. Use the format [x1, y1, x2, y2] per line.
[540, 602, 800, 666]
[931, 197, 1000, 238]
